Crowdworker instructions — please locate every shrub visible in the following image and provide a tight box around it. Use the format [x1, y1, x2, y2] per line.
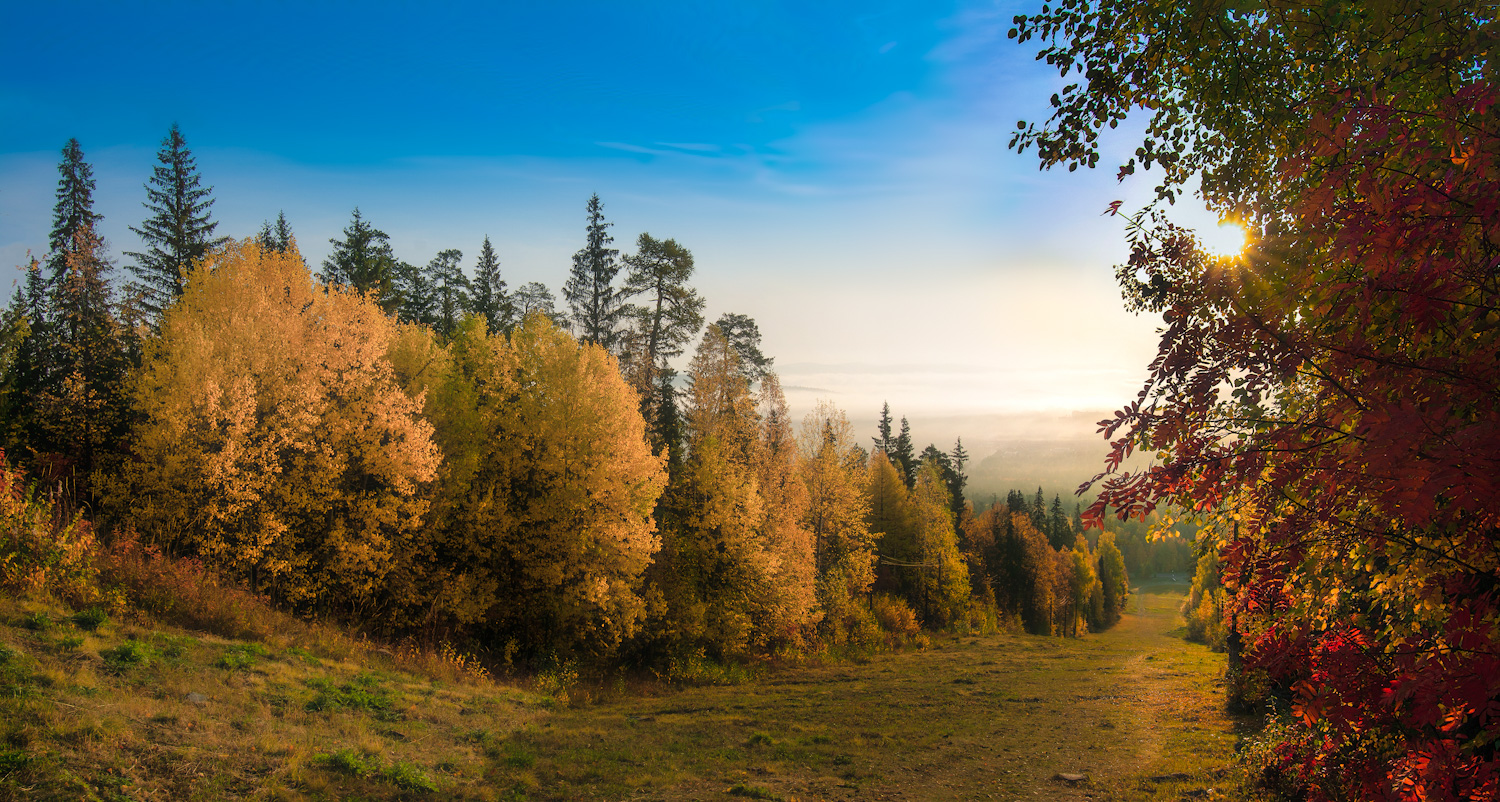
[952, 599, 1006, 636]
[392, 639, 491, 685]
[871, 594, 920, 640]
[98, 530, 276, 641]
[0, 451, 104, 607]
[70, 607, 107, 631]
[532, 656, 580, 703]
[658, 647, 759, 687]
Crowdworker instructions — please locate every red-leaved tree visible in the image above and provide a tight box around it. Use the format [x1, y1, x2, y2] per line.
[1011, 1, 1498, 797]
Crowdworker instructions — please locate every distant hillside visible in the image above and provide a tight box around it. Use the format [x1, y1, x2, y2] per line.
[965, 437, 1112, 508]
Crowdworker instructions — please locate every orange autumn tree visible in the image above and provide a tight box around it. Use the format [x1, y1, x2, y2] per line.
[752, 373, 820, 644]
[113, 240, 439, 615]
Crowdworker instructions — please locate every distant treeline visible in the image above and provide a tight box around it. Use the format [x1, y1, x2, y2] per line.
[2, 129, 1141, 664]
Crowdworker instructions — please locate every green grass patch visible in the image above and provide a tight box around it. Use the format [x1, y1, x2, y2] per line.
[216, 642, 267, 670]
[69, 607, 108, 631]
[100, 639, 153, 673]
[313, 748, 438, 793]
[315, 747, 376, 777]
[305, 673, 399, 719]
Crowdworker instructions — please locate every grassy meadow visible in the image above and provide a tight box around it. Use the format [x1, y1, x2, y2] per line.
[0, 584, 1254, 801]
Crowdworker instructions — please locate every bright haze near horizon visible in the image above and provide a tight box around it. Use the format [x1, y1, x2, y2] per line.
[0, 1, 1239, 499]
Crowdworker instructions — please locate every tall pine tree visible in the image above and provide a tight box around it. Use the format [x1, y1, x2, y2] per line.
[892, 416, 916, 489]
[949, 438, 970, 525]
[621, 233, 705, 406]
[1048, 494, 1071, 550]
[562, 194, 623, 349]
[43, 227, 131, 488]
[873, 401, 894, 454]
[471, 236, 514, 334]
[516, 281, 564, 326]
[714, 312, 773, 383]
[427, 248, 470, 339]
[322, 209, 398, 311]
[49, 139, 104, 288]
[125, 124, 224, 320]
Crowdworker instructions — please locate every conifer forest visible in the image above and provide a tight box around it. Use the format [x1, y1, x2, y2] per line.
[1, 2, 1496, 800]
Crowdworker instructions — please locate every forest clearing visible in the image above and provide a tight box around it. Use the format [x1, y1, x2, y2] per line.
[508, 584, 1244, 801]
[0, 583, 1243, 801]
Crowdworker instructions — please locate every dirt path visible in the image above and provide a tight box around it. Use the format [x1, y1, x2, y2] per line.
[501, 590, 1245, 801]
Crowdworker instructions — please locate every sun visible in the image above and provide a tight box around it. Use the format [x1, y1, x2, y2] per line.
[1201, 221, 1249, 258]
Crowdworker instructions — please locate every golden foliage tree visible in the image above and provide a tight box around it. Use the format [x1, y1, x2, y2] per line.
[663, 325, 766, 654]
[751, 373, 819, 643]
[428, 313, 666, 657]
[656, 329, 818, 656]
[798, 399, 874, 637]
[907, 459, 970, 626]
[1064, 536, 1099, 637]
[866, 450, 914, 592]
[114, 240, 440, 614]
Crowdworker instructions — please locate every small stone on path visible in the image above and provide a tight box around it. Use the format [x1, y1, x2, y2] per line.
[186, 692, 208, 705]
[1052, 772, 1089, 785]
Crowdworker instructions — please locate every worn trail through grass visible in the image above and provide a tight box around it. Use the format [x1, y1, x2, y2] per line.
[508, 587, 1247, 801]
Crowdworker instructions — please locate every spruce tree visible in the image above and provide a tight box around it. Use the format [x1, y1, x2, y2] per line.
[49, 139, 103, 287]
[0, 259, 49, 453]
[653, 370, 685, 479]
[125, 124, 224, 320]
[0, 292, 26, 416]
[949, 438, 970, 524]
[471, 236, 514, 334]
[257, 211, 295, 254]
[713, 312, 773, 382]
[1049, 494, 1071, 550]
[893, 416, 916, 488]
[1031, 486, 1048, 539]
[45, 227, 131, 483]
[322, 209, 398, 311]
[562, 193, 623, 349]
[874, 401, 894, 454]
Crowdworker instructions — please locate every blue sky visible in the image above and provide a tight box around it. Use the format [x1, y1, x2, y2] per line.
[0, 1, 1236, 452]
